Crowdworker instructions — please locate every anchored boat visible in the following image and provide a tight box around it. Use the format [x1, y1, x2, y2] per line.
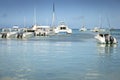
[79, 26, 87, 31]
[54, 22, 72, 34]
[1, 28, 19, 38]
[95, 33, 117, 44]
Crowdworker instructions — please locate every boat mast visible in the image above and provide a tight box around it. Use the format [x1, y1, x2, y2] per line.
[32, 8, 37, 30]
[24, 16, 26, 28]
[34, 8, 37, 26]
[52, 3, 55, 27]
[99, 15, 102, 28]
[107, 16, 111, 29]
[107, 16, 111, 34]
[82, 16, 85, 28]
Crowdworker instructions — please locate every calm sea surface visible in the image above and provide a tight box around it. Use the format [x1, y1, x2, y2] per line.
[0, 29, 120, 80]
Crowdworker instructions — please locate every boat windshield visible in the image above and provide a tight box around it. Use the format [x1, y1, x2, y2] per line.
[104, 34, 109, 37]
[99, 34, 103, 37]
[60, 27, 66, 30]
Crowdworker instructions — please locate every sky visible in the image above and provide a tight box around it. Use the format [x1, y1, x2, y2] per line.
[0, 0, 120, 29]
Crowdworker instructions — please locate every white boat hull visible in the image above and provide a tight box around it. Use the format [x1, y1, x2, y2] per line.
[54, 29, 72, 34]
[1, 32, 18, 38]
[54, 22, 72, 34]
[95, 34, 117, 44]
[79, 27, 87, 31]
[22, 32, 34, 38]
[16, 32, 34, 38]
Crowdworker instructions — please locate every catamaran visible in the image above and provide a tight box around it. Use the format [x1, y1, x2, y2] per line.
[50, 3, 72, 34]
[54, 22, 72, 34]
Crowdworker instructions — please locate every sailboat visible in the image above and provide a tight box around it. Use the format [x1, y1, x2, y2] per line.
[79, 17, 87, 31]
[79, 26, 87, 31]
[52, 3, 72, 34]
[91, 16, 106, 32]
[91, 27, 100, 32]
[95, 17, 118, 44]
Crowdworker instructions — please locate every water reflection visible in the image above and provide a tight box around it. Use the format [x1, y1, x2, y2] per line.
[85, 70, 101, 80]
[97, 44, 117, 55]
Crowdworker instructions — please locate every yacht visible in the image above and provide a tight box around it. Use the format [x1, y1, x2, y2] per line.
[54, 22, 72, 34]
[33, 25, 50, 36]
[95, 33, 117, 44]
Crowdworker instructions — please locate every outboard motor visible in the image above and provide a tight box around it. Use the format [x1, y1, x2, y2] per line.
[17, 33, 20, 38]
[2, 33, 7, 38]
[17, 33, 23, 39]
[110, 36, 114, 44]
[1, 34, 4, 38]
[105, 34, 109, 44]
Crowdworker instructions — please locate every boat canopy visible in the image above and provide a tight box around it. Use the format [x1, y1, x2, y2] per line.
[37, 26, 50, 28]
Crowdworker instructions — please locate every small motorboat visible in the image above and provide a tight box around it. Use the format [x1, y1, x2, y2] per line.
[95, 33, 117, 44]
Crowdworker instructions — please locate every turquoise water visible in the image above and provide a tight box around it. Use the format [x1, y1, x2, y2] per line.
[0, 29, 120, 80]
